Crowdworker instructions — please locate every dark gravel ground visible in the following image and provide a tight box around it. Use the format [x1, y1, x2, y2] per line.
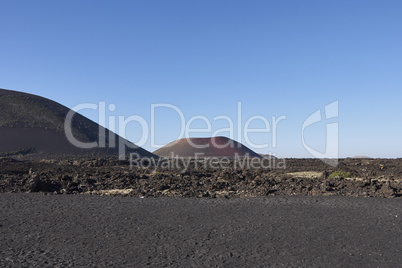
[0, 194, 401, 267]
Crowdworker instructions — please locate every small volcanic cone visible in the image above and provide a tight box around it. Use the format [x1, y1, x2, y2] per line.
[153, 137, 262, 158]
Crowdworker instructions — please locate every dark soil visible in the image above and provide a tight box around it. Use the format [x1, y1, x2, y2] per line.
[0, 194, 401, 267]
[1, 157, 401, 198]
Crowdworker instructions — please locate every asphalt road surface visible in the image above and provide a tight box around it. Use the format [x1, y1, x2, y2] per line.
[0, 194, 401, 267]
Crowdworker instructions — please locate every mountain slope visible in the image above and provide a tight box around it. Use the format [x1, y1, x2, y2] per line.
[0, 88, 155, 159]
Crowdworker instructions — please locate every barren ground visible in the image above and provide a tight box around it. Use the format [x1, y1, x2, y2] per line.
[1, 158, 401, 198]
[0, 194, 401, 267]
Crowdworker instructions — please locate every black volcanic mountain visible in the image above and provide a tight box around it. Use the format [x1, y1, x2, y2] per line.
[0, 88, 155, 159]
[153, 137, 262, 158]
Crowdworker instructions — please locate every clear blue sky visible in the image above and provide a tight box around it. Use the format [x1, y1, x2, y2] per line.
[1, 0, 401, 158]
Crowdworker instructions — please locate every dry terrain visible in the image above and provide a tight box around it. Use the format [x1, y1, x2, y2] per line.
[0, 194, 400, 267]
[1, 157, 401, 198]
